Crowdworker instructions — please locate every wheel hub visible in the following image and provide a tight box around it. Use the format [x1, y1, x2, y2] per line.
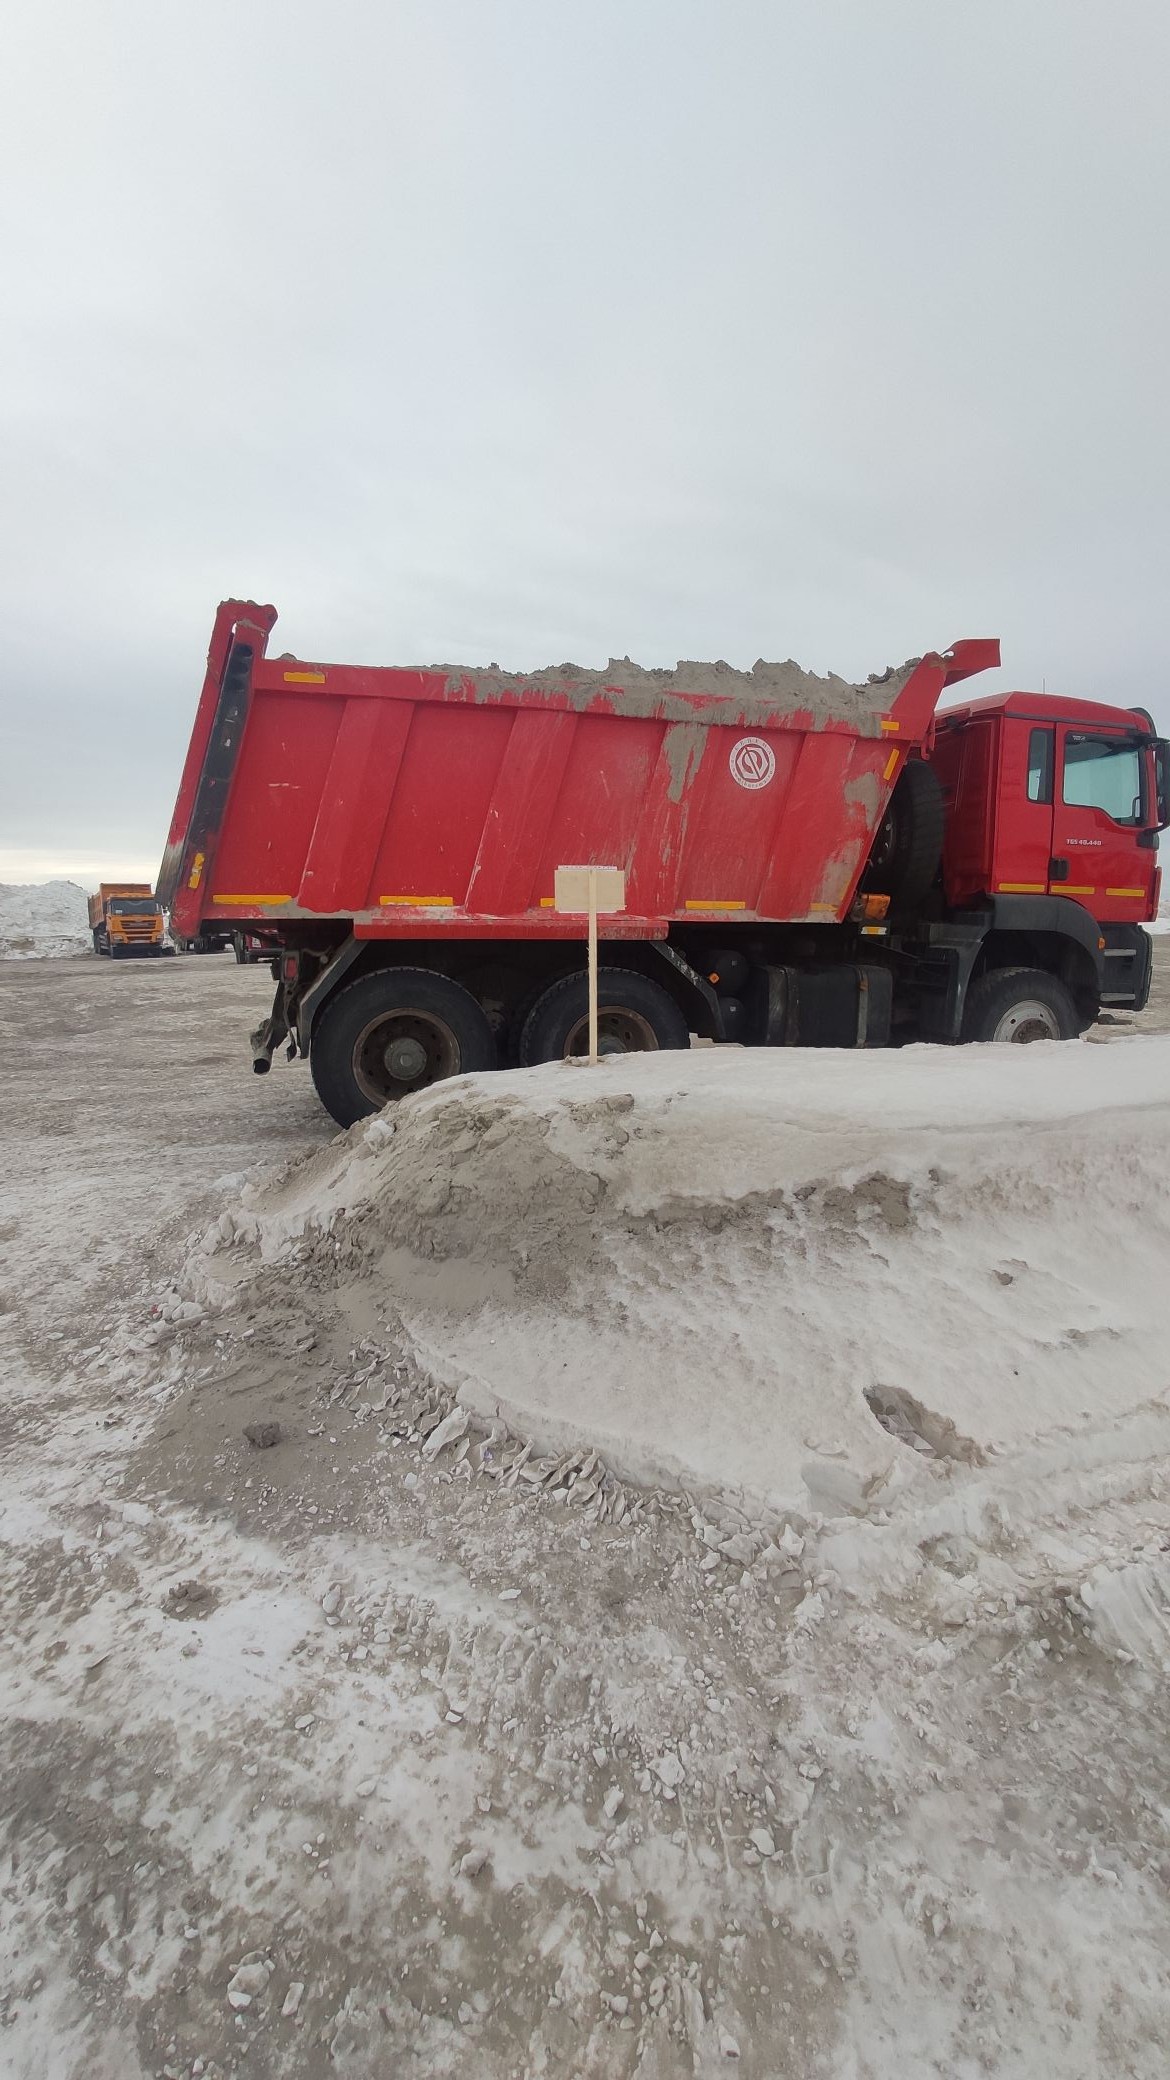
[992, 1001, 1060, 1043]
[564, 1008, 659, 1057]
[352, 1008, 460, 1105]
[385, 1033, 429, 1081]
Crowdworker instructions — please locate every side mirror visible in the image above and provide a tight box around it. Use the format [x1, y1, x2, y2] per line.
[1155, 741, 1170, 831]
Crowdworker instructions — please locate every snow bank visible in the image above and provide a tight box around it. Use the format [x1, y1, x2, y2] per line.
[194, 1035, 1170, 1518]
[0, 880, 91, 960]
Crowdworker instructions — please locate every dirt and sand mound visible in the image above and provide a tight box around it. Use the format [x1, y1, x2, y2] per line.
[8, 1016, 1170, 2079]
[439, 651, 920, 726]
[187, 1037, 1170, 1520]
[0, 879, 91, 959]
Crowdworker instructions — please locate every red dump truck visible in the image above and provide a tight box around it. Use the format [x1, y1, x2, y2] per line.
[158, 601, 1167, 1126]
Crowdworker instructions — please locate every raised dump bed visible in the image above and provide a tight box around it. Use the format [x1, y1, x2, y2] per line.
[160, 602, 993, 940]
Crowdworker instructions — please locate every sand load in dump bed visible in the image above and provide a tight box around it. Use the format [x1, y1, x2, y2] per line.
[186, 1037, 1170, 1521]
[438, 653, 921, 726]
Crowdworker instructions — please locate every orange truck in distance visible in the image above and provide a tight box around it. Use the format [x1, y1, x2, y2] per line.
[88, 883, 171, 958]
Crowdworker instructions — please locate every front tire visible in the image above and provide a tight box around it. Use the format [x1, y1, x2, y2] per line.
[518, 968, 690, 1064]
[309, 967, 497, 1127]
[963, 967, 1080, 1044]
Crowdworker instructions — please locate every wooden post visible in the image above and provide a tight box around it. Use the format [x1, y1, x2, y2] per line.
[553, 866, 627, 1067]
[587, 867, 599, 1064]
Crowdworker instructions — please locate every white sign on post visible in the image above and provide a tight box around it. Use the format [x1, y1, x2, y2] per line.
[553, 865, 627, 1064]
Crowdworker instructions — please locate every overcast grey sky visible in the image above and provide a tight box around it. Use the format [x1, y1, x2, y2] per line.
[2, 0, 1168, 883]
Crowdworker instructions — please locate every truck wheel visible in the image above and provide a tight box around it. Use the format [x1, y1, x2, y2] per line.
[963, 967, 1080, 1044]
[503, 974, 571, 1065]
[864, 760, 945, 908]
[518, 968, 690, 1064]
[309, 968, 497, 1127]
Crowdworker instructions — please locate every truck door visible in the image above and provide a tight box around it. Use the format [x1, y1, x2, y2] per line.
[1050, 725, 1157, 918]
[992, 719, 1057, 896]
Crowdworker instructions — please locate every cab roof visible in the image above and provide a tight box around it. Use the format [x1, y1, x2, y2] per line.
[938, 690, 1157, 735]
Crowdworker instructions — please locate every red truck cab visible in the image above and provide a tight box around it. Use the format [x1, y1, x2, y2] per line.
[935, 693, 1164, 920]
[927, 693, 1166, 1028]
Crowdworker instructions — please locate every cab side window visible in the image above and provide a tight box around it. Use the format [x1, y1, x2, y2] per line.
[1026, 727, 1053, 804]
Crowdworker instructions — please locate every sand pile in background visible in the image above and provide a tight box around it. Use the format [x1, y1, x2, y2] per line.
[188, 1037, 1170, 1519]
[0, 880, 91, 959]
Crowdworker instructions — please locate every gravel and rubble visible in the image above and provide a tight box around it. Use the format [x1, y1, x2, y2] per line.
[1, 955, 1169, 2079]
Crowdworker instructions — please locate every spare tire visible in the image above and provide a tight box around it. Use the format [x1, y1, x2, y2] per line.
[863, 760, 945, 909]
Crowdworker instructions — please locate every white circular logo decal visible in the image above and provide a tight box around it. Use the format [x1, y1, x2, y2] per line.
[729, 736, 776, 790]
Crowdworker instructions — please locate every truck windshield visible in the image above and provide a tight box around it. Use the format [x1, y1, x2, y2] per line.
[1062, 736, 1145, 826]
[109, 899, 159, 915]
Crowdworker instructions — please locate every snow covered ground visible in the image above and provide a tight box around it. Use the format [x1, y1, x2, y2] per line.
[0, 879, 92, 959]
[1, 955, 1169, 2079]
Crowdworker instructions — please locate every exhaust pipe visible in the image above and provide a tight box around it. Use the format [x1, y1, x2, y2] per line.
[249, 1017, 279, 1075]
[250, 986, 292, 1074]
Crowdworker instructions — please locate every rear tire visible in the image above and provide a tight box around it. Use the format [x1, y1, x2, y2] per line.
[309, 967, 497, 1127]
[504, 973, 570, 1065]
[518, 968, 690, 1064]
[864, 760, 945, 909]
[962, 967, 1080, 1044]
